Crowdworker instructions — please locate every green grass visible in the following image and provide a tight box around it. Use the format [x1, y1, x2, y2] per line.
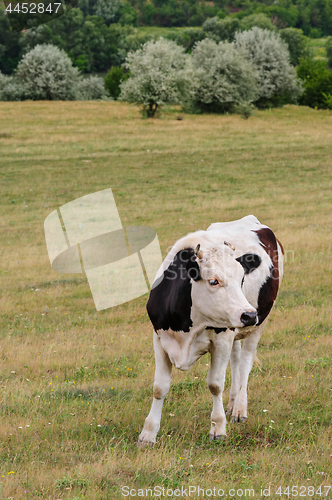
[0, 102, 331, 499]
[307, 37, 328, 60]
[137, 26, 190, 36]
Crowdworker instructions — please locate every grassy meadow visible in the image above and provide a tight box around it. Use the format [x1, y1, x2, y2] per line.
[0, 102, 331, 499]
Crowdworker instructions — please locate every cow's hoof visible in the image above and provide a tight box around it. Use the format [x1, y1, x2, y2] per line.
[230, 415, 247, 423]
[137, 439, 155, 448]
[209, 433, 226, 442]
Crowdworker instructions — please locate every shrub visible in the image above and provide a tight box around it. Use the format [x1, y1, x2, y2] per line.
[72, 54, 89, 73]
[0, 44, 106, 101]
[309, 28, 322, 39]
[241, 13, 275, 32]
[166, 27, 206, 52]
[188, 38, 258, 114]
[326, 36, 332, 68]
[104, 66, 129, 99]
[15, 44, 80, 100]
[0, 72, 22, 101]
[297, 58, 332, 109]
[202, 16, 242, 42]
[75, 75, 107, 100]
[279, 28, 310, 66]
[118, 3, 138, 26]
[234, 27, 302, 108]
[94, 0, 123, 24]
[119, 38, 190, 117]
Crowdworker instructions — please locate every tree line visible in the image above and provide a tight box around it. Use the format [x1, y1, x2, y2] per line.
[1, 0, 332, 76]
[1, 29, 332, 112]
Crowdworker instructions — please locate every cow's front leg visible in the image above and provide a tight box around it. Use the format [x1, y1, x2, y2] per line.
[138, 331, 172, 447]
[207, 329, 236, 441]
[226, 339, 241, 416]
[231, 324, 264, 423]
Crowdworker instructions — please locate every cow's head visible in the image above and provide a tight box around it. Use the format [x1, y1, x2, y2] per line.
[187, 242, 261, 329]
[147, 240, 262, 333]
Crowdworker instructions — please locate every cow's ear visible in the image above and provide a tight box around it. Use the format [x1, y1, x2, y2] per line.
[186, 253, 201, 282]
[236, 253, 261, 274]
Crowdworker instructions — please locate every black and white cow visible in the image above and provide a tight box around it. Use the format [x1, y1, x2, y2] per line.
[138, 215, 284, 445]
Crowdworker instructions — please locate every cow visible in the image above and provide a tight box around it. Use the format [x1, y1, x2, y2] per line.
[138, 215, 284, 446]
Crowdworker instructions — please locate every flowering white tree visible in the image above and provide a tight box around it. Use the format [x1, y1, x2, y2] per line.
[119, 38, 191, 117]
[16, 44, 80, 100]
[234, 27, 302, 108]
[189, 38, 258, 114]
[13, 44, 105, 101]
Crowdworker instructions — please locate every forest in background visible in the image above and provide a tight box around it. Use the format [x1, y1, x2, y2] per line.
[1, 0, 332, 75]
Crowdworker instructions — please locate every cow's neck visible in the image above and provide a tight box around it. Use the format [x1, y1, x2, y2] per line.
[158, 321, 210, 371]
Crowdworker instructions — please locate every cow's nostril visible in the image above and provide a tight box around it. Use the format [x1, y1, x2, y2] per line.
[241, 310, 257, 326]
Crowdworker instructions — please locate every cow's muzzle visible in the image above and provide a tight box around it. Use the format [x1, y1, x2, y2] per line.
[240, 310, 257, 327]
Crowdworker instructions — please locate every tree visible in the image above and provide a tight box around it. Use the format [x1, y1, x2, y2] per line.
[234, 27, 302, 108]
[279, 28, 310, 65]
[241, 13, 275, 31]
[202, 16, 242, 42]
[0, 6, 22, 74]
[15, 44, 80, 100]
[75, 75, 107, 100]
[119, 38, 190, 117]
[1, 44, 106, 101]
[94, 0, 123, 24]
[104, 66, 129, 99]
[326, 36, 332, 68]
[166, 27, 206, 52]
[297, 58, 332, 109]
[188, 38, 258, 113]
[0, 72, 22, 100]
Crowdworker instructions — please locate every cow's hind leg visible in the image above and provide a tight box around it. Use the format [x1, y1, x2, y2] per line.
[231, 324, 264, 423]
[207, 329, 236, 441]
[138, 332, 172, 447]
[226, 339, 241, 416]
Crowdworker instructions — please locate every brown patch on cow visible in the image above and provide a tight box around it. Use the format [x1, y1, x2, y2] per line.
[276, 238, 284, 255]
[234, 329, 254, 341]
[208, 383, 221, 396]
[254, 228, 280, 325]
[153, 386, 163, 400]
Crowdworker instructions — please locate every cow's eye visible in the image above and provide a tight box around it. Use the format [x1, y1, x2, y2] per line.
[208, 278, 219, 286]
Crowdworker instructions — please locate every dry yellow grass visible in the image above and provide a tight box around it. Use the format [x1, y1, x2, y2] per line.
[0, 101, 331, 499]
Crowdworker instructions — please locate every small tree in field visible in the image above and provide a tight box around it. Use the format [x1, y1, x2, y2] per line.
[16, 44, 80, 100]
[12, 44, 105, 101]
[119, 38, 190, 117]
[189, 38, 258, 114]
[105, 66, 129, 99]
[235, 27, 302, 108]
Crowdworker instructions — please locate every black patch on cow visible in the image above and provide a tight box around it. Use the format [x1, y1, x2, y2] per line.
[254, 228, 280, 325]
[206, 326, 227, 334]
[236, 253, 261, 275]
[146, 248, 200, 333]
[186, 252, 202, 282]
